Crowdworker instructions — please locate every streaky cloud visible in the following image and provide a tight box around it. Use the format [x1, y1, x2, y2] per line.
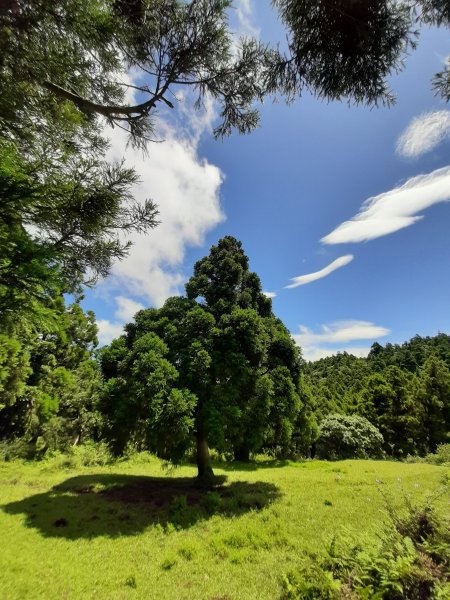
[291, 320, 390, 362]
[397, 111, 450, 158]
[321, 166, 450, 245]
[285, 255, 354, 288]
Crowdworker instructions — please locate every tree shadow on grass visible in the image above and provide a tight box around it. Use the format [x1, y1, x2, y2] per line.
[215, 459, 292, 472]
[2, 473, 281, 539]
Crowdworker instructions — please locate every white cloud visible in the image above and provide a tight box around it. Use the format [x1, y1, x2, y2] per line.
[292, 320, 390, 362]
[97, 319, 125, 346]
[301, 345, 372, 362]
[397, 111, 450, 158]
[321, 166, 450, 244]
[285, 255, 354, 288]
[263, 291, 277, 298]
[234, 0, 260, 38]
[100, 96, 225, 308]
[115, 296, 145, 322]
[96, 295, 145, 345]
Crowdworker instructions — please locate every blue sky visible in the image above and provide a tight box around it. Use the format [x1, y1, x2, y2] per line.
[83, 1, 450, 361]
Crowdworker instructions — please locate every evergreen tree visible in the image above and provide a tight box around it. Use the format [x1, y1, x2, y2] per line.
[100, 237, 303, 479]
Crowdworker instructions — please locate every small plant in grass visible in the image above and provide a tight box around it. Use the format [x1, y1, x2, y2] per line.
[125, 575, 137, 589]
[169, 494, 190, 526]
[282, 560, 341, 599]
[202, 491, 222, 515]
[282, 487, 450, 599]
[161, 556, 177, 570]
[178, 544, 196, 561]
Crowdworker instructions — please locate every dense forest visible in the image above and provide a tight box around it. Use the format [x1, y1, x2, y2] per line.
[303, 334, 450, 457]
[1, 238, 449, 473]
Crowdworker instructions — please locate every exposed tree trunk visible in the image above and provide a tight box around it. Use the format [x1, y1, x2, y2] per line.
[234, 445, 250, 462]
[196, 430, 214, 482]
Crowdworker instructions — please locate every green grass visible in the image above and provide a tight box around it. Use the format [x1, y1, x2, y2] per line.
[0, 456, 448, 599]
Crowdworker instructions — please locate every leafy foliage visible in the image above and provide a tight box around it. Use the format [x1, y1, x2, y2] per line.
[0, 298, 102, 456]
[100, 236, 308, 476]
[304, 334, 450, 457]
[271, 0, 450, 107]
[316, 413, 384, 460]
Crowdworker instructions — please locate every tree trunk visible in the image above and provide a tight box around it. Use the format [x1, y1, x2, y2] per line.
[234, 445, 250, 462]
[196, 431, 214, 482]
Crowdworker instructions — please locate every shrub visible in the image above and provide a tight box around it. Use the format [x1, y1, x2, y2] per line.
[425, 443, 450, 466]
[42, 441, 113, 469]
[201, 491, 222, 515]
[316, 414, 384, 460]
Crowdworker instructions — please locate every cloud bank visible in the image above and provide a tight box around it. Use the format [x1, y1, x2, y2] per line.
[285, 255, 354, 288]
[397, 111, 450, 158]
[100, 98, 224, 309]
[292, 320, 390, 361]
[321, 166, 450, 244]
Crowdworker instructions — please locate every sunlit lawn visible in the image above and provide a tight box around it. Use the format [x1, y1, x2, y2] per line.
[0, 456, 448, 599]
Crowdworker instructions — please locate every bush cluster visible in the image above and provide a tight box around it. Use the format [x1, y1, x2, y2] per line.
[316, 414, 384, 460]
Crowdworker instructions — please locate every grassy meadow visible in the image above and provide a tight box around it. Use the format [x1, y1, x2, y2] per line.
[0, 456, 448, 599]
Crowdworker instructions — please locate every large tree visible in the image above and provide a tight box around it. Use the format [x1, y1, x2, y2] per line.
[0, 298, 103, 454]
[0, 139, 158, 326]
[0, 0, 270, 147]
[100, 237, 304, 479]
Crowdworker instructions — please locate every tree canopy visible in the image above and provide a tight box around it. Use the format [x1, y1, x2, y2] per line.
[303, 334, 450, 456]
[2, 0, 449, 152]
[99, 236, 309, 479]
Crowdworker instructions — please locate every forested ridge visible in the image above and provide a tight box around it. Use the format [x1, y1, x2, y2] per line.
[1, 263, 449, 468]
[303, 334, 450, 457]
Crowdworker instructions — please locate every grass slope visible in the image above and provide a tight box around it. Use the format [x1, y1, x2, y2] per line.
[0, 457, 448, 599]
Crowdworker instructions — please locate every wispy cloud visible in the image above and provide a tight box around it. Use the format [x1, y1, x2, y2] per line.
[234, 0, 260, 38]
[321, 166, 450, 244]
[397, 111, 450, 158]
[285, 255, 354, 288]
[292, 320, 390, 361]
[263, 291, 277, 298]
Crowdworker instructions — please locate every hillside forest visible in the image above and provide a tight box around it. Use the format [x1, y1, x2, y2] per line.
[1, 234, 449, 478]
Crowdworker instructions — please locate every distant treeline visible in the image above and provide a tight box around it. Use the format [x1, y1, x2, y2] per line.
[303, 334, 450, 457]
[0, 224, 448, 467]
[1, 288, 449, 463]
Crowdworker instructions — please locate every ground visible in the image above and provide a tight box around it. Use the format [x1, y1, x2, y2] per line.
[0, 456, 448, 599]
